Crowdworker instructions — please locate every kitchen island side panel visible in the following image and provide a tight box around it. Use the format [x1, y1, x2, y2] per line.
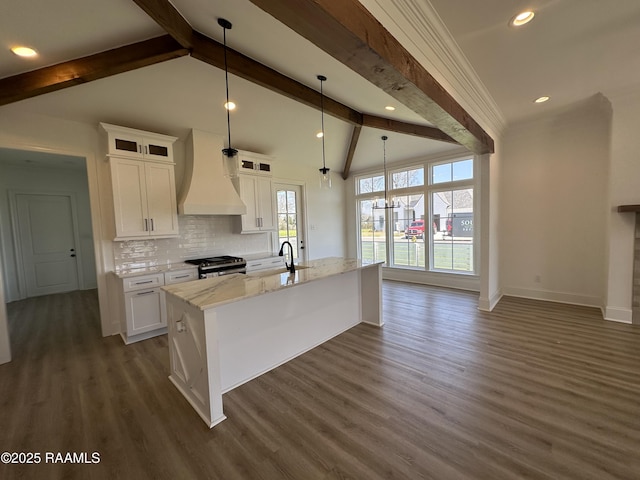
[215, 270, 361, 392]
[165, 294, 225, 428]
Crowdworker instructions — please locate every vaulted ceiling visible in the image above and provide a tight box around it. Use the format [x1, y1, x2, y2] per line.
[1, 0, 639, 174]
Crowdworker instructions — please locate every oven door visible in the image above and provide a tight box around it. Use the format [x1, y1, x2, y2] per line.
[217, 267, 246, 276]
[201, 266, 246, 278]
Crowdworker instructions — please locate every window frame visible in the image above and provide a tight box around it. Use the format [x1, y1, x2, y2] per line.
[355, 153, 478, 275]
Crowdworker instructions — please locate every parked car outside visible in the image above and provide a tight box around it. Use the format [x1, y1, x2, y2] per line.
[404, 220, 425, 239]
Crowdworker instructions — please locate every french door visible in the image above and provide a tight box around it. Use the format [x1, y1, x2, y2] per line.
[273, 183, 307, 263]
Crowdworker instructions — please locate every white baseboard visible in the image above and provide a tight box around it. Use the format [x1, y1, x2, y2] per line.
[478, 289, 503, 312]
[382, 267, 480, 292]
[501, 286, 601, 309]
[603, 306, 633, 324]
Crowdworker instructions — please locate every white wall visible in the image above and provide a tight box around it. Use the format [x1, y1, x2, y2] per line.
[604, 88, 640, 322]
[0, 162, 97, 301]
[271, 157, 347, 260]
[0, 261, 10, 364]
[500, 94, 612, 307]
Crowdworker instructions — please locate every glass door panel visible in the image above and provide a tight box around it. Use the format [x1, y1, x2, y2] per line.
[275, 184, 306, 262]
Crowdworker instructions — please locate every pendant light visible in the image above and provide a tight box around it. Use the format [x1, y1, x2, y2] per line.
[317, 74, 331, 189]
[218, 18, 237, 158]
[373, 135, 396, 209]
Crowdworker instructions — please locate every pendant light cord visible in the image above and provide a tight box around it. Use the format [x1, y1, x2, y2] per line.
[383, 136, 388, 206]
[218, 18, 236, 157]
[223, 26, 232, 153]
[319, 75, 327, 172]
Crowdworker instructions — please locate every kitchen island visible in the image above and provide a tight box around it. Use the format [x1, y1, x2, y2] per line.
[162, 257, 383, 428]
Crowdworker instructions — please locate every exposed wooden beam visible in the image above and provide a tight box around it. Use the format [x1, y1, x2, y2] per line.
[362, 115, 458, 145]
[191, 31, 362, 126]
[130, 0, 194, 48]
[248, 0, 494, 154]
[0, 36, 188, 107]
[342, 125, 362, 180]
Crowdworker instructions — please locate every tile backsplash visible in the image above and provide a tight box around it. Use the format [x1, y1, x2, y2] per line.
[113, 215, 271, 269]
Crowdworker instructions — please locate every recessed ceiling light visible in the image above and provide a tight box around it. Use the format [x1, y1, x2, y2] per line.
[534, 96, 550, 103]
[316, 131, 324, 138]
[11, 46, 38, 57]
[224, 101, 236, 110]
[385, 106, 396, 111]
[510, 11, 535, 27]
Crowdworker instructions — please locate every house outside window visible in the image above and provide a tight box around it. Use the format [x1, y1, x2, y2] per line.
[356, 156, 476, 275]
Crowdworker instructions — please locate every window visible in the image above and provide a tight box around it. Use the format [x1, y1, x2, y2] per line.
[431, 188, 474, 271]
[358, 198, 386, 264]
[391, 193, 426, 269]
[355, 157, 476, 275]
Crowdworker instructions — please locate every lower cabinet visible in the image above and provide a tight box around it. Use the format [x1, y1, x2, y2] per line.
[113, 267, 197, 344]
[124, 287, 166, 338]
[246, 256, 285, 273]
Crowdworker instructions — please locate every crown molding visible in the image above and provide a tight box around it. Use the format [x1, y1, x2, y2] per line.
[360, 0, 507, 138]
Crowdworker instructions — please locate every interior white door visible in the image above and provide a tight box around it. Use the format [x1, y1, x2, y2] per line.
[274, 183, 307, 262]
[16, 194, 79, 297]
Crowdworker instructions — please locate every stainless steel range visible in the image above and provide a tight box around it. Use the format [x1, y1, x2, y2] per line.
[185, 255, 246, 279]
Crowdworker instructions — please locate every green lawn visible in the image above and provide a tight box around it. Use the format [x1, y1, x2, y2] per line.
[361, 239, 472, 271]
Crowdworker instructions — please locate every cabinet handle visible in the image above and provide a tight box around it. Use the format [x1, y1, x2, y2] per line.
[252, 263, 262, 267]
[144, 145, 148, 155]
[174, 274, 190, 279]
[134, 280, 153, 285]
[138, 145, 143, 154]
[144, 218, 149, 231]
[150, 218, 154, 231]
[136, 290, 156, 296]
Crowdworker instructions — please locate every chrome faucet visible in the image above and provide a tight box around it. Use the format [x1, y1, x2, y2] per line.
[278, 241, 296, 274]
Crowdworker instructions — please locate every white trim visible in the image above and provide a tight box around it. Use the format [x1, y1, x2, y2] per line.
[478, 288, 503, 312]
[603, 306, 633, 324]
[383, 266, 479, 292]
[502, 286, 602, 309]
[0, 254, 10, 364]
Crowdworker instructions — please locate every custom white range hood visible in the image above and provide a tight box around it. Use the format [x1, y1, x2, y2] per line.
[178, 129, 246, 215]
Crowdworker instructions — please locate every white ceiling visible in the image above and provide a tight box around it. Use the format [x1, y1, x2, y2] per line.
[429, 0, 640, 123]
[1, 0, 639, 172]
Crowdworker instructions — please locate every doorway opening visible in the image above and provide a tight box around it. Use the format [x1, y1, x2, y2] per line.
[0, 148, 97, 301]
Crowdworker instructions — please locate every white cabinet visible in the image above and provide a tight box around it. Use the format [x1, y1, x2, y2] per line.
[235, 175, 275, 233]
[246, 256, 285, 273]
[120, 273, 166, 344]
[110, 158, 179, 239]
[236, 150, 273, 176]
[101, 122, 175, 163]
[164, 268, 198, 284]
[101, 123, 179, 241]
[114, 267, 198, 345]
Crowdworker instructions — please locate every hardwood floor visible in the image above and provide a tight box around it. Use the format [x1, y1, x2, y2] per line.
[1, 283, 639, 479]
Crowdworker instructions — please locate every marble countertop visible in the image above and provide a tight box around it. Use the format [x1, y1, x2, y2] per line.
[113, 262, 197, 278]
[162, 257, 382, 310]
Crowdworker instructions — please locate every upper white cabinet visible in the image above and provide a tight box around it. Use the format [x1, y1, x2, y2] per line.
[102, 122, 175, 163]
[236, 150, 273, 176]
[101, 123, 179, 240]
[231, 150, 276, 234]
